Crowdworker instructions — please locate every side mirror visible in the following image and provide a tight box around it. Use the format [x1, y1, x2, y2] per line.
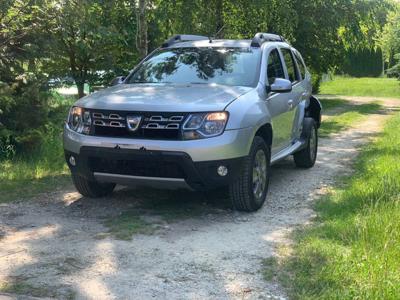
[268, 78, 292, 93]
[110, 76, 126, 86]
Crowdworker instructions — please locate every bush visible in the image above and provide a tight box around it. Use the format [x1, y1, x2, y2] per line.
[312, 73, 323, 94]
[0, 74, 51, 158]
[386, 53, 400, 80]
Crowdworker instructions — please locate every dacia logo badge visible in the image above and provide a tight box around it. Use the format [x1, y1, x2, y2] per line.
[126, 115, 142, 132]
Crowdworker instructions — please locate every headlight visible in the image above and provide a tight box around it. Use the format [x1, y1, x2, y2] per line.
[67, 106, 91, 134]
[183, 112, 229, 140]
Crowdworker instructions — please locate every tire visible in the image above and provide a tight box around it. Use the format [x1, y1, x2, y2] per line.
[229, 136, 271, 212]
[71, 173, 116, 198]
[294, 118, 318, 168]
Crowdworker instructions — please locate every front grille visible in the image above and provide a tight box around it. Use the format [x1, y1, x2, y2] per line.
[89, 109, 188, 140]
[88, 157, 185, 179]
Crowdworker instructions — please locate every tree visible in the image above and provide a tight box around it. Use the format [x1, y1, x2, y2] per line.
[380, 6, 400, 71]
[0, 0, 51, 155]
[42, 0, 137, 98]
[290, 0, 393, 91]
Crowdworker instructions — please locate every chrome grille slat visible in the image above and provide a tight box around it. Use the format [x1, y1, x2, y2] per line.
[109, 121, 125, 128]
[93, 113, 104, 119]
[90, 110, 187, 139]
[93, 112, 124, 121]
[109, 114, 124, 120]
[94, 120, 105, 126]
[142, 122, 181, 129]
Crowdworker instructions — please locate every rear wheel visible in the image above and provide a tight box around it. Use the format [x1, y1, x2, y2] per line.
[294, 119, 318, 168]
[229, 136, 271, 212]
[71, 173, 116, 198]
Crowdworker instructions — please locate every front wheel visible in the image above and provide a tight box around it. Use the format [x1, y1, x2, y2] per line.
[71, 173, 116, 198]
[294, 119, 318, 168]
[229, 136, 271, 212]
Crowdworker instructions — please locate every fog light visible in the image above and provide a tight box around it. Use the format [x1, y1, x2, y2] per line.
[69, 156, 76, 166]
[217, 165, 228, 177]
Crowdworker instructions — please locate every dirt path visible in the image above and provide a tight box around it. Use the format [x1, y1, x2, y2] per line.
[0, 98, 397, 300]
[319, 94, 400, 109]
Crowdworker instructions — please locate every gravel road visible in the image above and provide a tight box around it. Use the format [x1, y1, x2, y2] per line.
[0, 97, 395, 300]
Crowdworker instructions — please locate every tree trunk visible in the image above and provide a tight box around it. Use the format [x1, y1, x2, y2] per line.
[136, 0, 148, 58]
[77, 82, 85, 99]
[215, 0, 224, 37]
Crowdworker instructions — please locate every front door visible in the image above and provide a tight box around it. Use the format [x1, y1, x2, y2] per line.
[264, 48, 295, 155]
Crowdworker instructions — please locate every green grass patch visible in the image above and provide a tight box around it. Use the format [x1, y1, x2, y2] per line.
[135, 189, 228, 221]
[0, 279, 75, 299]
[102, 189, 230, 240]
[0, 127, 70, 203]
[320, 76, 400, 98]
[103, 211, 155, 240]
[0, 281, 51, 298]
[0, 131, 70, 203]
[268, 113, 400, 299]
[320, 100, 382, 137]
[319, 98, 348, 111]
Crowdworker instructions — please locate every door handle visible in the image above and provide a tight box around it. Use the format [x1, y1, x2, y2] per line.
[288, 99, 294, 109]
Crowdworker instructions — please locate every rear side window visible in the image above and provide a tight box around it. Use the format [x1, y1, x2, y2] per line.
[294, 52, 306, 80]
[267, 49, 285, 85]
[281, 48, 300, 83]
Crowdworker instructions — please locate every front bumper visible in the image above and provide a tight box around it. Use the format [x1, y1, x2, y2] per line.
[65, 147, 246, 190]
[63, 125, 254, 189]
[63, 125, 253, 162]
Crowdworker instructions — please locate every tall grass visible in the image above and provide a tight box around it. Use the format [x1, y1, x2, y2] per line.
[266, 113, 400, 299]
[0, 92, 73, 203]
[320, 76, 400, 98]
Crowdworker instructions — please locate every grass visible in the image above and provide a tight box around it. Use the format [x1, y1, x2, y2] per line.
[319, 99, 382, 137]
[318, 98, 348, 111]
[320, 76, 400, 98]
[103, 189, 229, 240]
[0, 93, 72, 203]
[103, 211, 155, 240]
[264, 112, 400, 299]
[0, 279, 75, 299]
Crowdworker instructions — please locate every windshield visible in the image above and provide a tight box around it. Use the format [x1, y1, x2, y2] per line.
[126, 47, 261, 87]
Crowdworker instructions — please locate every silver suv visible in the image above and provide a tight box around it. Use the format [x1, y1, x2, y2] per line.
[63, 33, 321, 212]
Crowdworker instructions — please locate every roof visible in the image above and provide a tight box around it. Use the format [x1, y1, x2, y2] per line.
[168, 39, 289, 49]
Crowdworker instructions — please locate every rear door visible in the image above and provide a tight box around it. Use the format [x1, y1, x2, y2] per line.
[291, 50, 311, 140]
[279, 47, 303, 142]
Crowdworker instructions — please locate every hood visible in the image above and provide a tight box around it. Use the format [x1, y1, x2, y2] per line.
[75, 83, 252, 112]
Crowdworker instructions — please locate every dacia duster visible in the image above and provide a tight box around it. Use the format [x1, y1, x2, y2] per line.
[64, 33, 322, 212]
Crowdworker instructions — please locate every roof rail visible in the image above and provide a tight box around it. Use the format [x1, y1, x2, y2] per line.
[161, 34, 209, 48]
[251, 33, 286, 47]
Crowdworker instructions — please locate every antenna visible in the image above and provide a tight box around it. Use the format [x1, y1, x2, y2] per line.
[209, 25, 226, 43]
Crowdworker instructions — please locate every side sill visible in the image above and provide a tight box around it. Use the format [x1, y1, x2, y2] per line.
[271, 140, 304, 165]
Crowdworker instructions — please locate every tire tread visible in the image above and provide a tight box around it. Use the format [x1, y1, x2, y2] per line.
[71, 173, 115, 198]
[229, 136, 270, 212]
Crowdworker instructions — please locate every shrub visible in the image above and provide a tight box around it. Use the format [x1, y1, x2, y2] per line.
[386, 53, 400, 80]
[0, 74, 50, 158]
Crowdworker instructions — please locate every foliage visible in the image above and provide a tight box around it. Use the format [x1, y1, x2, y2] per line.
[270, 112, 400, 299]
[0, 94, 72, 203]
[41, 0, 137, 97]
[0, 0, 397, 157]
[386, 53, 400, 79]
[0, 1, 51, 156]
[342, 48, 383, 77]
[380, 6, 400, 69]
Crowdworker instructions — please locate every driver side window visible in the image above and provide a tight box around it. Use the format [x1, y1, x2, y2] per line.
[267, 49, 285, 85]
